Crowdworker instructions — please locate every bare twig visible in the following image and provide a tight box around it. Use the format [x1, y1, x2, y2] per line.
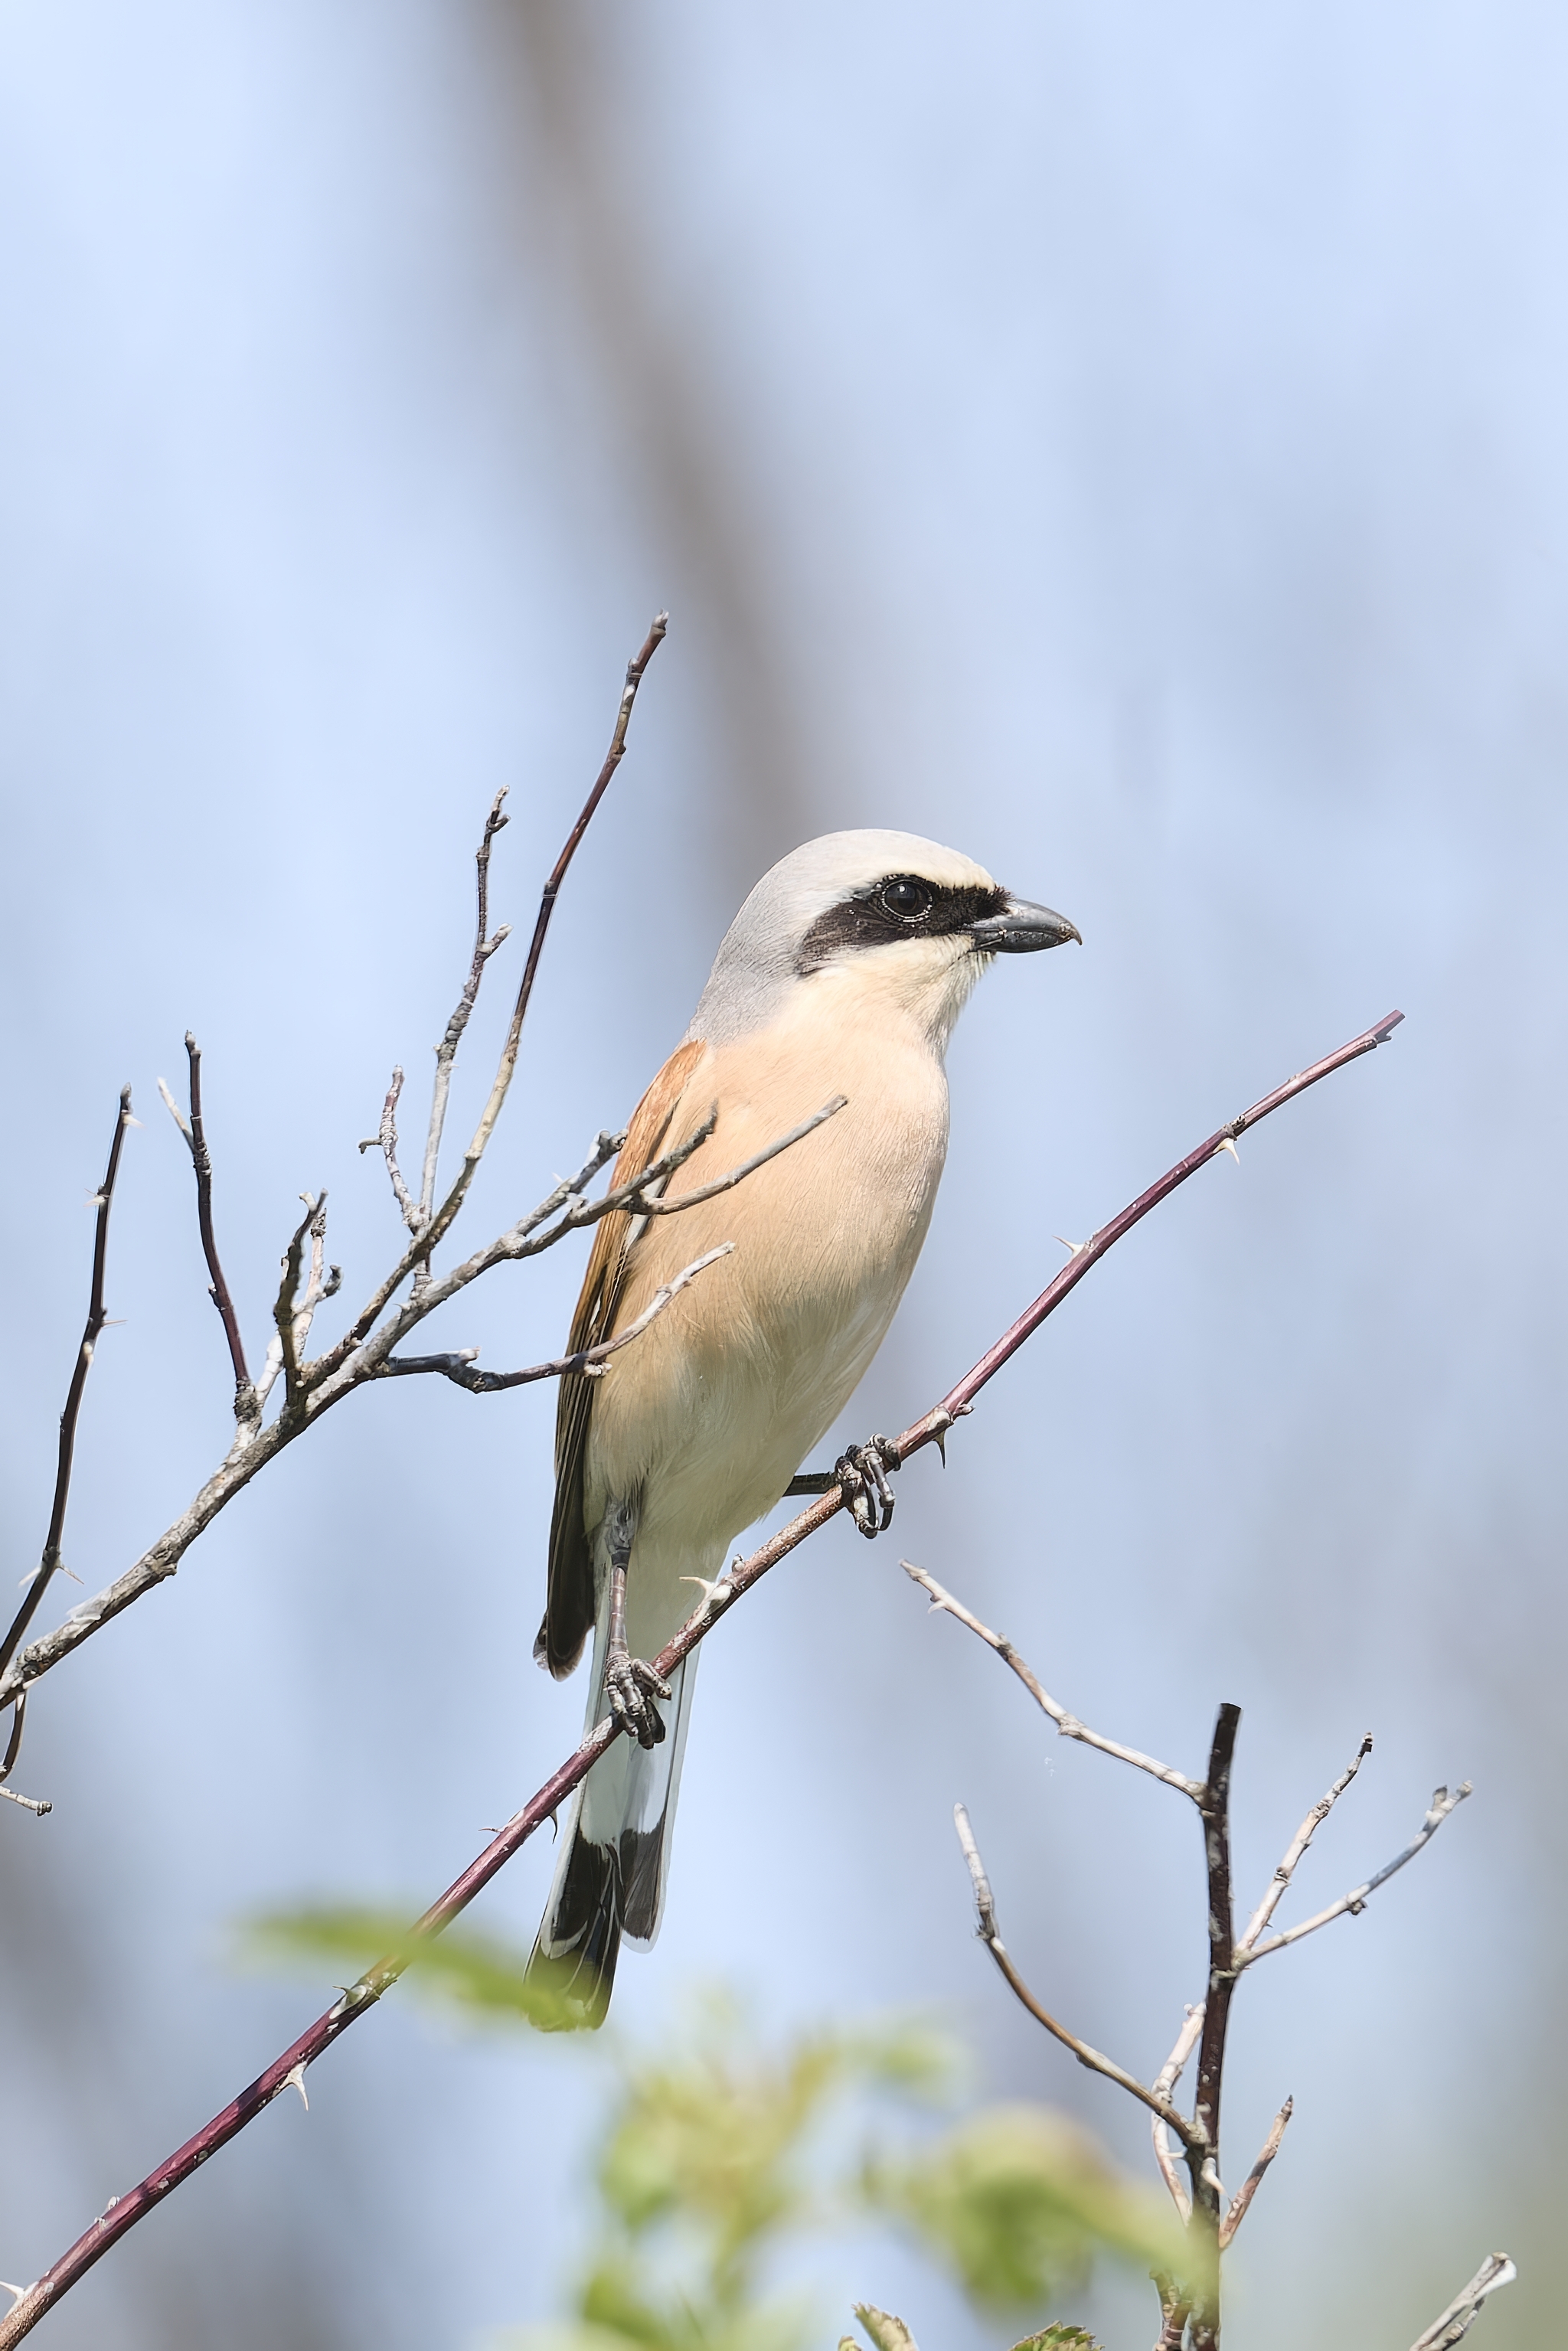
[1409, 2255, 1516, 2350]
[158, 1037, 255, 1418]
[1217, 2098, 1292, 2249]
[359, 1066, 420, 1236]
[416, 789, 512, 1256]
[0, 1088, 135, 1693]
[634, 1097, 848, 1214]
[952, 1803, 1202, 2146]
[267, 1197, 321, 1412]
[1237, 1734, 1373, 1954]
[396, 614, 668, 1285]
[377, 1244, 734, 1389]
[1150, 2008, 1204, 2220]
[1240, 1784, 1472, 1967]
[900, 1562, 1200, 1798]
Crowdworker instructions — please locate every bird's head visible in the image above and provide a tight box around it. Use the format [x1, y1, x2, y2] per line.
[688, 830, 1080, 1053]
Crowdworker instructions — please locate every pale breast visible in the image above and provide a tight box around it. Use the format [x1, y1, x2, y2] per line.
[583, 1005, 949, 1556]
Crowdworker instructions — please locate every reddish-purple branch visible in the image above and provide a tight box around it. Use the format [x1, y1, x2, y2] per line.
[0, 1009, 1400, 2346]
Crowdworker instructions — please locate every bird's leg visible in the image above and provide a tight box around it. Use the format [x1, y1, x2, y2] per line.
[601, 1500, 671, 1751]
[835, 1433, 902, 1537]
[786, 1435, 903, 1533]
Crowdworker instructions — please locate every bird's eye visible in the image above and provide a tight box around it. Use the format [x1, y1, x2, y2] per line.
[880, 877, 933, 922]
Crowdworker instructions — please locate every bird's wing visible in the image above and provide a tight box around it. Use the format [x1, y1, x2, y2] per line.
[537, 1036, 709, 1677]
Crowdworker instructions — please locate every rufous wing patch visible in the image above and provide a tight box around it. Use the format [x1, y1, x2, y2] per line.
[537, 1036, 709, 1677]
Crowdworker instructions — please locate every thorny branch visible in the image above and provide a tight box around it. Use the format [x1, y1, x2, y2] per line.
[910, 1563, 1474, 2347]
[0, 1011, 1404, 2345]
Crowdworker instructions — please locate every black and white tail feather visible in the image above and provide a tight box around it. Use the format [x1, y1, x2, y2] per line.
[527, 1574, 698, 2029]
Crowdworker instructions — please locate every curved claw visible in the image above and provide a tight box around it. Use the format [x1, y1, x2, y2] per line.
[835, 1434, 902, 1540]
[606, 1653, 671, 1749]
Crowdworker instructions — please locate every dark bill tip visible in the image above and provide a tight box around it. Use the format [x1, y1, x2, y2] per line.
[968, 896, 1082, 953]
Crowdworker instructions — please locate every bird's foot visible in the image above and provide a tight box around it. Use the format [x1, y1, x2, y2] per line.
[836, 1433, 901, 1539]
[604, 1647, 671, 1749]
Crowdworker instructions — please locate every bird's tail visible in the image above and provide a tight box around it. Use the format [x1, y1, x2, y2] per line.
[526, 1639, 698, 2029]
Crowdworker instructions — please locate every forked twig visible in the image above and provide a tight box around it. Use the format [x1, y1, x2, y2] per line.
[1240, 1782, 1472, 1967]
[1237, 1733, 1373, 1953]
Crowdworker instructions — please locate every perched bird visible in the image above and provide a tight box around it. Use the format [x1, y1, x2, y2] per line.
[528, 830, 1078, 2024]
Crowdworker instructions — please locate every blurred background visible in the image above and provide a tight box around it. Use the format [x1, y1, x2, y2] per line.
[1, 2, 1563, 2344]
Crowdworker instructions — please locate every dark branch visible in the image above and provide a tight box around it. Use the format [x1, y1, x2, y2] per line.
[503, 616, 666, 1084]
[0, 1087, 134, 1692]
[159, 1037, 254, 1414]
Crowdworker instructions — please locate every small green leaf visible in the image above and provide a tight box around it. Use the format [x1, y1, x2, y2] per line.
[852, 2306, 921, 2351]
[1010, 2329, 1101, 2350]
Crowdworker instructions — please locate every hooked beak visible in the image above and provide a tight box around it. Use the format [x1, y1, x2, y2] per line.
[968, 894, 1083, 953]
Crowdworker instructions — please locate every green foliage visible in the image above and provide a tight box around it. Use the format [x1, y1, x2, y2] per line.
[868, 2103, 1181, 2313]
[245, 1911, 1159, 2351]
[239, 1905, 581, 2032]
